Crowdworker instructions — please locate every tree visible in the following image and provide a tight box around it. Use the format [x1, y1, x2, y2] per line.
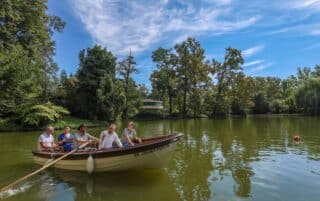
[251, 76, 285, 113]
[295, 78, 320, 114]
[297, 67, 312, 83]
[252, 92, 268, 114]
[281, 75, 298, 113]
[151, 47, 177, 115]
[175, 37, 211, 117]
[75, 45, 124, 120]
[117, 50, 140, 119]
[210, 47, 244, 117]
[52, 71, 78, 111]
[0, 0, 67, 125]
[311, 65, 320, 77]
[281, 75, 298, 98]
[231, 73, 255, 116]
[264, 77, 282, 103]
[137, 84, 149, 98]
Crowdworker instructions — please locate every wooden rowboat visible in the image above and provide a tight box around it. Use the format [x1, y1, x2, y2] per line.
[32, 133, 183, 173]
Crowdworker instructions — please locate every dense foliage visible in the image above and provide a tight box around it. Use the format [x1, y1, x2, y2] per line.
[54, 46, 142, 121]
[149, 37, 320, 117]
[12, 102, 69, 126]
[0, 0, 67, 126]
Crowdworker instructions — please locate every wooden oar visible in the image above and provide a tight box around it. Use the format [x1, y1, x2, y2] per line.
[0, 142, 90, 193]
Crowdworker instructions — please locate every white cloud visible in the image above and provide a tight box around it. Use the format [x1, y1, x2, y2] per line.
[250, 62, 273, 72]
[310, 29, 320, 36]
[264, 23, 320, 37]
[71, 0, 258, 55]
[289, 0, 320, 10]
[243, 60, 265, 67]
[242, 45, 265, 57]
[204, 0, 233, 5]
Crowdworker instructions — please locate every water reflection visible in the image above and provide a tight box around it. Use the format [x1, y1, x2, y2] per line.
[35, 170, 180, 201]
[161, 117, 320, 201]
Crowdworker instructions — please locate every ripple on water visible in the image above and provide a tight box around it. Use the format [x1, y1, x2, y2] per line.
[0, 182, 32, 200]
[250, 150, 320, 201]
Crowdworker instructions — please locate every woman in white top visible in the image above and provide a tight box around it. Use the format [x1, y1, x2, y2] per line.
[99, 123, 123, 149]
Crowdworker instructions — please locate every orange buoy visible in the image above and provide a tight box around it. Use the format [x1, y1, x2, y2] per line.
[293, 135, 301, 142]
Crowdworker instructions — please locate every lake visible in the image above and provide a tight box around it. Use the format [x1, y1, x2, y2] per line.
[0, 116, 319, 201]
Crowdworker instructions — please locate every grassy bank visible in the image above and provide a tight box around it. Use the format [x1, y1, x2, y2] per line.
[0, 116, 106, 132]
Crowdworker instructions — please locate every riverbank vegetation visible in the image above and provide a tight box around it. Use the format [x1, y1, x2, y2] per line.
[150, 38, 320, 118]
[1, 1, 320, 129]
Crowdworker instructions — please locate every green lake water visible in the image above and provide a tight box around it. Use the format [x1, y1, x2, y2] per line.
[0, 116, 319, 201]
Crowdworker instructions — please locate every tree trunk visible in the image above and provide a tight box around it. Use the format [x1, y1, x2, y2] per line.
[183, 88, 187, 117]
[169, 93, 172, 116]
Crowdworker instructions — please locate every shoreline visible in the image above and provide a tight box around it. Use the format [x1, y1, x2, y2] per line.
[0, 116, 106, 132]
[0, 113, 313, 132]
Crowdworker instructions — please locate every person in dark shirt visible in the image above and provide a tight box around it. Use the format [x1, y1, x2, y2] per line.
[58, 126, 75, 152]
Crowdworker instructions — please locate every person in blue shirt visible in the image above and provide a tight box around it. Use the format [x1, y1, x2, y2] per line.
[58, 126, 75, 152]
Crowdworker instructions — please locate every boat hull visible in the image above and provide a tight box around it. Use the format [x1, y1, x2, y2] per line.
[33, 133, 182, 172]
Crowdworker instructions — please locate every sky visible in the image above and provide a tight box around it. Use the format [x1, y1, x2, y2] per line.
[48, 0, 320, 88]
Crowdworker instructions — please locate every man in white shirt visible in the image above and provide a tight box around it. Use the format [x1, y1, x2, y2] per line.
[38, 126, 58, 151]
[99, 123, 123, 149]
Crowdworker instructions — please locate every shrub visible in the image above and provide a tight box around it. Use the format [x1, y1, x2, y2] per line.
[11, 102, 69, 127]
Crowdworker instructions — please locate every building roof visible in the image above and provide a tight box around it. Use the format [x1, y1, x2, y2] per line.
[143, 99, 163, 103]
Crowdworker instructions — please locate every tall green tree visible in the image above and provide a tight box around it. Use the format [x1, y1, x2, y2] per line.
[230, 73, 255, 116]
[210, 47, 244, 117]
[175, 37, 211, 117]
[117, 50, 140, 119]
[151, 48, 177, 115]
[75, 45, 124, 120]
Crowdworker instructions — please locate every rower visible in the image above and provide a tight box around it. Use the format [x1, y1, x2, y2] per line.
[75, 123, 99, 147]
[99, 123, 123, 149]
[38, 126, 59, 151]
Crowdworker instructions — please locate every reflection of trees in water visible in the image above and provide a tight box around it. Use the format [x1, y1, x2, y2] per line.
[208, 119, 255, 197]
[164, 116, 320, 199]
[44, 170, 180, 201]
[208, 117, 300, 197]
[206, 116, 320, 198]
[166, 119, 215, 201]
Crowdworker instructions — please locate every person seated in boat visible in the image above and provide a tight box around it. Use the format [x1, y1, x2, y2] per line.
[121, 121, 142, 147]
[38, 126, 59, 151]
[99, 123, 123, 149]
[75, 123, 99, 147]
[57, 126, 75, 152]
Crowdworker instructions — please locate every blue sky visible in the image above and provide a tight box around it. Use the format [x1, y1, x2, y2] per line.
[48, 0, 320, 87]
